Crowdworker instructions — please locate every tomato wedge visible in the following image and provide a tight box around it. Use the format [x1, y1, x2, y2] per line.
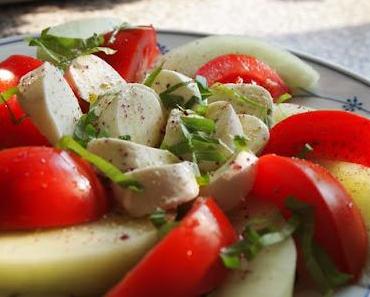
[106, 198, 237, 297]
[251, 154, 367, 279]
[98, 26, 159, 82]
[263, 110, 370, 167]
[195, 54, 290, 99]
[0, 147, 108, 230]
[0, 55, 48, 148]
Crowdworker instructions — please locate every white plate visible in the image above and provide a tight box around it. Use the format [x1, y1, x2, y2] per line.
[0, 31, 369, 297]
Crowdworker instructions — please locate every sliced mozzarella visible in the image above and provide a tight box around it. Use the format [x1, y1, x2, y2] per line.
[271, 102, 314, 126]
[206, 101, 245, 150]
[149, 69, 201, 108]
[0, 215, 157, 297]
[208, 83, 273, 121]
[238, 114, 269, 154]
[160, 35, 319, 91]
[87, 137, 179, 172]
[113, 162, 199, 217]
[65, 55, 126, 102]
[97, 83, 166, 147]
[161, 108, 185, 148]
[200, 151, 258, 211]
[18, 62, 82, 145]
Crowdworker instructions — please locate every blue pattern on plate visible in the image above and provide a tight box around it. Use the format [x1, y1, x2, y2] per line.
[157, 42, 169, 55]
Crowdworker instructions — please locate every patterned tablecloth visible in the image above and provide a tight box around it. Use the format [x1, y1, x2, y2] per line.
[0, 0, 369, 79]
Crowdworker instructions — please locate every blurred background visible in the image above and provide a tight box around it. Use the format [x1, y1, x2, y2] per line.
[0, 0, 369, 78]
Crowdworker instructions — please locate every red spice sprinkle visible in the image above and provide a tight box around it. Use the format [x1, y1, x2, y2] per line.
[120, 234, 130, 241]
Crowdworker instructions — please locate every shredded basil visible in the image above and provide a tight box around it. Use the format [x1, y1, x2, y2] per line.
[143, 62, 164, 87]
[149, 208, 179, 238]
[181, 116, 215, 134]
[285, 197, 351, 296]
[220, 214, 300, 270]
[73, 106, 109, 147]
[118, 135, 131, 141]
[196, 173, 210, 186]
[233, 135, 249, 152]
[276, 93, 292, 104]
[0, 87, 27, 125]
[296, 143, 314, 159]
[58, 136, 142, 191]
[195, 75, 212, 99]
[27, 28, 116, 70]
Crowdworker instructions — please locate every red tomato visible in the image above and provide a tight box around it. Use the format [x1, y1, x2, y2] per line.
[97, 26, 159, 82]
[106, 198, 237, 297]
[251, 154, 367, 279]
[0, 147, 108, 230]
[0, 55, 48, 148]
[195, 54, 290, 99]
[263, 110, 370, 167]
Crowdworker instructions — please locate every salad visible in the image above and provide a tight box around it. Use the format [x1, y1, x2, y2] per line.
[0, 17, 369, 297]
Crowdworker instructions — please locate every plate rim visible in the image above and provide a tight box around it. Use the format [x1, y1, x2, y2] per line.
[0, 29, 370, 88]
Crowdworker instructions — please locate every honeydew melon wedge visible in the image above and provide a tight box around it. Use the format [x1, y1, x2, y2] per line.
[161, 35, 319, 91]
[0, 215, 157, 297]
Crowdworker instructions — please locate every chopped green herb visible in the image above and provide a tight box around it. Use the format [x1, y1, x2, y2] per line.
[195, 75, 212, 99]
[233, 135, 249, 152]
[118, 135, 131, 141]
[220, 213, 299, 269]
[107, 22, 131, 44]
[285, 197, 351, 296]
[276, 93, 292, 104]
[27, 28, 116, 70]
[150, 208, 167, 228]
[196, 173, 210, 186]
[184, 95, 204, 109]
[296, 143, 314, 159]
[58, 136, 142, 191]
[181, 116, 215, 134]
[159, 81, 193, 109]
[143, 62, 164, 87]
[73, 106, 108, 147]
[0, 87, 18, 102]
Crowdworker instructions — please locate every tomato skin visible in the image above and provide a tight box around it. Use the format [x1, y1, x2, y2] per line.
[0, 55, 49, 148]
[0, 147, 108, 230]
[251, 154, 368, 279]
[98, 26, 159, 82]
[263, 110, 370, 167]
[195, 54, 290, 99]
[106, 198, 237, 297]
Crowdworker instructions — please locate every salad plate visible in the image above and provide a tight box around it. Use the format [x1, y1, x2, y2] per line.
[0, 28, 370, 297]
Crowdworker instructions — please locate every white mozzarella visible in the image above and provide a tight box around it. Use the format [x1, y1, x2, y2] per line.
[149, 69, 201, 108]
[87, 137, 179, 172]
[200, 151, 258, 211]
[206, 101, 245, 150]
[113, 162, 199, 217]
[97, 83, 166, 147]
[160, 35, 319, 91]
[271, 102, 314, 126]
[238, 114, 269, 154]
[0, 215, 157, 297]
[65, 55, 126, 102]
[208, 83, 273, 121]
[18, 62, 82, 145]
[161, 108, 185, 148]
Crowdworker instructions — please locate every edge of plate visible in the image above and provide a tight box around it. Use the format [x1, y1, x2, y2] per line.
[1, 30, 370, 89]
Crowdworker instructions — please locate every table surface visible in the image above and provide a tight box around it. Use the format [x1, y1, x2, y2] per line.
[0, 0, 369, 79]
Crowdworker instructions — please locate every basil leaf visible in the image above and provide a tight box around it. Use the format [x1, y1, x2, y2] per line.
[221, 213, 299, 270]
[276, 93, 292, 104]
[143, 62, 163, 87]
[285, 197, 351, 295]
[195, 75, 212, 99]
[296, 143, 314, 159]
[150, 208, 167, 228]
[0, 87, 27, 125]
[119, 135, 131, 141]
[181, 116, 215, 134]
[233, 135, 249, 152]
[159, 81, 192, 109]
[0, 87, 18, 102]
[27, 28, 116, 70]
[196, 173, 210, 186]
[58, 136, 142, 191]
